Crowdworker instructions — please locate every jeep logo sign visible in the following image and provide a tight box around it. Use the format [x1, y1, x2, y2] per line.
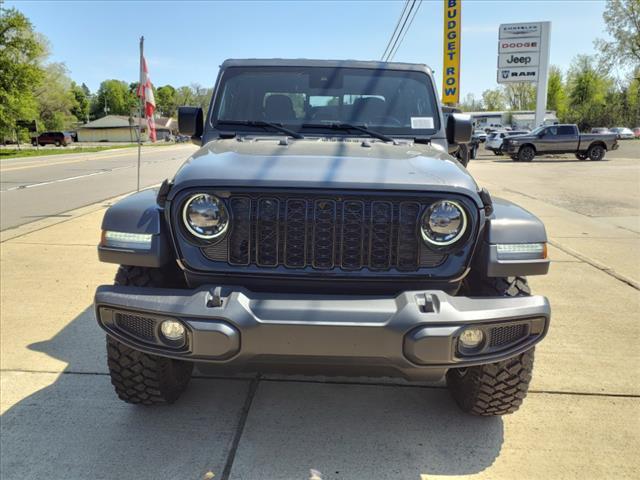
[498, 52, 540, 68]
[496, 67, 539, 83]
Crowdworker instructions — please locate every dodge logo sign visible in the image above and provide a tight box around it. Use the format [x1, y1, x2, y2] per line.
[501, 70, 509, 79]
[498, 37, 541, 54]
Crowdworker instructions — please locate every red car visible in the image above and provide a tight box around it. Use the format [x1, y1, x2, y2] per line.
[633, 127, 640, 138]
[31, 131, 73, 147]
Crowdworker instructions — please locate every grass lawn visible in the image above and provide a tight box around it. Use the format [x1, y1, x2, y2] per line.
[0, 143, 175, 160]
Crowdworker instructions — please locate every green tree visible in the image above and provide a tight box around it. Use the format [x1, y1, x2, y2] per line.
[502, 83, 536, 110]
[71, 82, 90, 124]
[623, 70, 640, 126]
[91, 79, 136, 118]
[565, 55, 612, 129]
[175, 86, 195, 107]
[594, 0, 640, 70]
[0, 8, 47, 139]
[481, 88, 506, 110]
[34, 62, 78, 130]
[546, 65, 567, 120]
[175, 84, 213, 115]
[156, 85, 178, 117]
[458, 93, 483, 111]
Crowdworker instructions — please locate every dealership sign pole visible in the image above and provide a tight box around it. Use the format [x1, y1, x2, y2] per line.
[497, 22, 551, 127]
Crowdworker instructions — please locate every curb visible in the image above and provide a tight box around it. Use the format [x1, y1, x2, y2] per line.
[0, 190, 144, 243]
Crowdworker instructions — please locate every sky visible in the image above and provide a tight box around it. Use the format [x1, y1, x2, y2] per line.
[7, 0, 608, 99]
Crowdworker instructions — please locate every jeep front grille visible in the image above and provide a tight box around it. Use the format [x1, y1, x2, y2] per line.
[201, 193, 449, 272]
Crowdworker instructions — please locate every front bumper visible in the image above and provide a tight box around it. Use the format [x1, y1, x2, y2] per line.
[95, 286, 550, 381]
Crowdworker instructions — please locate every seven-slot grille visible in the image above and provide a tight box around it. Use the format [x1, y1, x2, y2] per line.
[201, 193, 450, 272]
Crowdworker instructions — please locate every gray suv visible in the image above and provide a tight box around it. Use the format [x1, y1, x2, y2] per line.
[95, 59, 550, 416]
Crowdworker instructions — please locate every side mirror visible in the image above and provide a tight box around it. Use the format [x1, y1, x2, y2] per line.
[538, 131, 545, 138]
[446, 113, 472, 145]
[178, 107, 203, 141]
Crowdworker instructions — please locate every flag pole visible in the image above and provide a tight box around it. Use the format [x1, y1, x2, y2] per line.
[137, 36, 144, 192]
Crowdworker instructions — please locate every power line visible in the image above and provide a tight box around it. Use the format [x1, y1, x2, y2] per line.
[380, 0, 411, 61]
[384, 0, 417, 62]
[387, 0, 423, 61]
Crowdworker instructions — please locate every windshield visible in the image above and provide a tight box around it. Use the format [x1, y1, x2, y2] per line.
[211, 66, 440, 136]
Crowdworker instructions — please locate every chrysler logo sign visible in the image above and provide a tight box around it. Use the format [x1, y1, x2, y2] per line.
[500, 23, 540, 38]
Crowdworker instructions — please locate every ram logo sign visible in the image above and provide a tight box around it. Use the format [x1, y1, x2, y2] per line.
[497, 67, 539, 83]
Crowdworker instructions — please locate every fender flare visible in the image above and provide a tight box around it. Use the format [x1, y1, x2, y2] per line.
[475, 197, 549, 277]
[98, 189, 172, 267]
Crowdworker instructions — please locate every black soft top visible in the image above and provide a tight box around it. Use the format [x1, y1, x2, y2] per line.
[220, 58, 433, 74]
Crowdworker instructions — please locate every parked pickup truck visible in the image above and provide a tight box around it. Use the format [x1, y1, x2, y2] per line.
[501, 124, 618, 162]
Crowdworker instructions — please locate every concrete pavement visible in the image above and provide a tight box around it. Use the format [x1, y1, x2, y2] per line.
[1, 143, 639, 479]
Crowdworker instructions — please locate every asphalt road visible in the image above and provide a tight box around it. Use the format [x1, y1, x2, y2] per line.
[0, 144, 198, 231]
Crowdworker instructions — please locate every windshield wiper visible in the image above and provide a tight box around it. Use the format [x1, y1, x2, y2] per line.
[216, 120, 304, 139]
[301, 122, 395, 143]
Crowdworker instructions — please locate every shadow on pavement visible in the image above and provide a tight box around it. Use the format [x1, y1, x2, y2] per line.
[230, 380, 504, 479]
[1, 306, 249, 480]
[1, 306, 504, 479]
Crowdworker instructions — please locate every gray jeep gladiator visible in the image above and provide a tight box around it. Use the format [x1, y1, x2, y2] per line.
[502, 123, 618, 162]
[95, 59, 551, 416]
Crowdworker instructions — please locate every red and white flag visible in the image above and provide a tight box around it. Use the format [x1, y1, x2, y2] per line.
[137, 40, 156, 142]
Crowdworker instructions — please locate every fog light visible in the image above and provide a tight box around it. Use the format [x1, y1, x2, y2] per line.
[459, 328, 484, 349]
[160, 320, 185, 341]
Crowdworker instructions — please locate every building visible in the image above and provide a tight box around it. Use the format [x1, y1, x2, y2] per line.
[464, 110, 558, 130]
[76, 115, 177, 142]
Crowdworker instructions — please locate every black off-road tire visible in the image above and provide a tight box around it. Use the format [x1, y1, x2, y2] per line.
[470, 145, 477, 160]
[447, 275, 535, 416]
[456, 144, 470, 167]
[107, 265, 193, 405]
[447, 349, 535, 416]
[518, 145, 535, 162]
[587, 144, 605, 161]
[107, 336, 193, 405]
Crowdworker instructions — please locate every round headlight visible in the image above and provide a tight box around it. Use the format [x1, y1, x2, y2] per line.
[421, 200, 467, 246]
[182, 193, 229, 240]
